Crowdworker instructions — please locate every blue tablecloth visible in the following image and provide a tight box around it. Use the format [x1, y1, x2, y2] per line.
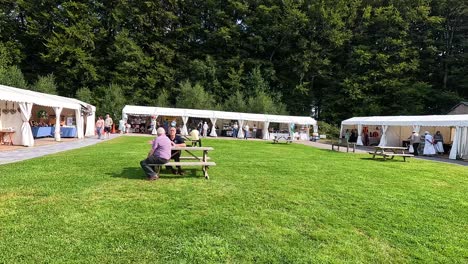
[31, 127, 77, 138]
[61, 127, 77, 138]
[32, 127, 53, 138]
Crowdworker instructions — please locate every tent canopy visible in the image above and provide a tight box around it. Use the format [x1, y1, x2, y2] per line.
[122, 105, 317, 125]
[341, 114, 468, 160]
[342, 115, 468, 127]
[0, 84, 96, 146]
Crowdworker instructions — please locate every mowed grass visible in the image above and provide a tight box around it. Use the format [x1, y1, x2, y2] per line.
[0, 136, 467, 263]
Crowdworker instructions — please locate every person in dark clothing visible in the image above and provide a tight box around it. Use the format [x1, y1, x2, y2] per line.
[349, 129, 357, 143]
[166, 127, 186, 175]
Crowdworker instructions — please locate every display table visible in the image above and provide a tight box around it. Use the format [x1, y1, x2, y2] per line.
[32, 127, 53, 138]
[0, 129, 15, 145]
[61, 127, 77, 138]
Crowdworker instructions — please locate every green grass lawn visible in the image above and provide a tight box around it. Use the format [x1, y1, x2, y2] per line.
[0, 136, 467, 263]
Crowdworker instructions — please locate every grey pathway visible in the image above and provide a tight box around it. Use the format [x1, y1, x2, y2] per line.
[0, 134, 121, 165]
[295, 140, 467, 167]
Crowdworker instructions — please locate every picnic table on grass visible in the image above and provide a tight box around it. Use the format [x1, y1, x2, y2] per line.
[369, 146, 414, 162]
[150, 146, 216, 179]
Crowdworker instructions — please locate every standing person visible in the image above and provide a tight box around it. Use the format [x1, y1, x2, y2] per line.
[202, 121, 209, 137]
[166, 127, 187, 175]
[171, 119, 177, 127]
[95, 116, 104, 139]
[434, 131, 445, 154]
[140, 127, 171, 181]
[252, 124, 257, 139]
[118, 119, 125, 134]
[104, 113, 113, 139]
[408, 130, 421, 156]
[423, 131, 436, 156]
[244, 124, 249, 140]
[344, 129, 351, 142]
[232, 122, 238, 138]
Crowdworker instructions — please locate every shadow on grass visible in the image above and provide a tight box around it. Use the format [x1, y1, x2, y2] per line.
[109, 167, 201, 180]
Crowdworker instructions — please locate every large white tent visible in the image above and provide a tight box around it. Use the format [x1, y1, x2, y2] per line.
[122, 105, 317, 140]
[341, 115, 468, 160]
[0, 84, 96, 147]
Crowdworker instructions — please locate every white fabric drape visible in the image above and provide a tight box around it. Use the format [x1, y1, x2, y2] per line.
[209, 117, 217, 137]
[262, 121, 270, 139]
[75, 109, 84, 139]
[237, 120, 245, 138]
[412, 125, 421, 134]
[458, 127, 467, 159]
[378, 125, 389, 146]
[181, 116, 189, 136]
[151, 115, 159, 135]
[19, 102, 34, 147]
[85, 111, 95, 137]
[449, 126, 460, 160]
[53, 107, 63, 141]
[356, 124, 363, 145]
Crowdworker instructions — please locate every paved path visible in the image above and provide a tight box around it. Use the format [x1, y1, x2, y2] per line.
[0, 135, 121, 165]
[295, 140, 467, 166]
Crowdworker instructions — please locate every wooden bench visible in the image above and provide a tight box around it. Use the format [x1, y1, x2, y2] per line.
[332, 141, 356, 153]
[151, 161, 216, 179]
[369, 146, 414, 162]
[273, 136, 292, 144]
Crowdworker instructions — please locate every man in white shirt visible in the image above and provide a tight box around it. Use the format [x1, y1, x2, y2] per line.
[244, 124, 249, 140]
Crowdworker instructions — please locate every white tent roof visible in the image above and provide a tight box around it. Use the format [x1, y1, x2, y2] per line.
[0, 84, 94, 110]
[342, 115, 468, 127]
[122, 105, 316, 125]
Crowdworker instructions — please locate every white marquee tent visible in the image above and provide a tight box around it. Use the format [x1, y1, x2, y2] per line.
[341, 115, 468, 160]
[0, 84, 96, 147]
[122, 105, 317, 140]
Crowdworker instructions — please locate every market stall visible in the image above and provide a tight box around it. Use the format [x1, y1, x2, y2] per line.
[341, 115, 468, 160]
[0, 84, 95, 147]
[122, 105, 317, 140]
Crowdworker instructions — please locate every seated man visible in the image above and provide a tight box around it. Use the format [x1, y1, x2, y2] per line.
[140, 127, 171, 181]
[189, 126, 201, 147]
[167, 127, 186, 175]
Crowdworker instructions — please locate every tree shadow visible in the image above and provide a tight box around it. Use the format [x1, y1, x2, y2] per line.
[108, 167, 201, 180]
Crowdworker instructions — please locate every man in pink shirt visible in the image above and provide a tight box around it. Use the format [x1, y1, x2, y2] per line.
[140, 127, 171, 180]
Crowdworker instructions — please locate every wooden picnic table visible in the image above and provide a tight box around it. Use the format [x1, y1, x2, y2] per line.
[331, 140, 356, 153]
[369, 146, 414, 162]
[273, 135, 292, 144]
[151, 146, 216, 179]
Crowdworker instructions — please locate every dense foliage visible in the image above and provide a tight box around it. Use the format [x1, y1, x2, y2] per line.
[0, 0, 466, 122]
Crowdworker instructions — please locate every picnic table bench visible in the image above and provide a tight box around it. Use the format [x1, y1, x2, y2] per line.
[331, 140, 356, 153]
[150, 146, 215, 179]
[273, 135, 292, 144]
[369, 146, 414, 162]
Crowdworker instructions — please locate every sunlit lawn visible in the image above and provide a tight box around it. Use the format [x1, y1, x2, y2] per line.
[0, 136, 467, 263]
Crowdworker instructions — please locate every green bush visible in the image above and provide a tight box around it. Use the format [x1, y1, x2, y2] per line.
[317, 121, 340, 139]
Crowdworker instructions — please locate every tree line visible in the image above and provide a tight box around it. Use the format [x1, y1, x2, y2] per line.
[0, 0, 466, 123]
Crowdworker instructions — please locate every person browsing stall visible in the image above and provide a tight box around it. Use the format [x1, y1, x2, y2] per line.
[140, 127, 171, 181]
[167, 127, 186, 175]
